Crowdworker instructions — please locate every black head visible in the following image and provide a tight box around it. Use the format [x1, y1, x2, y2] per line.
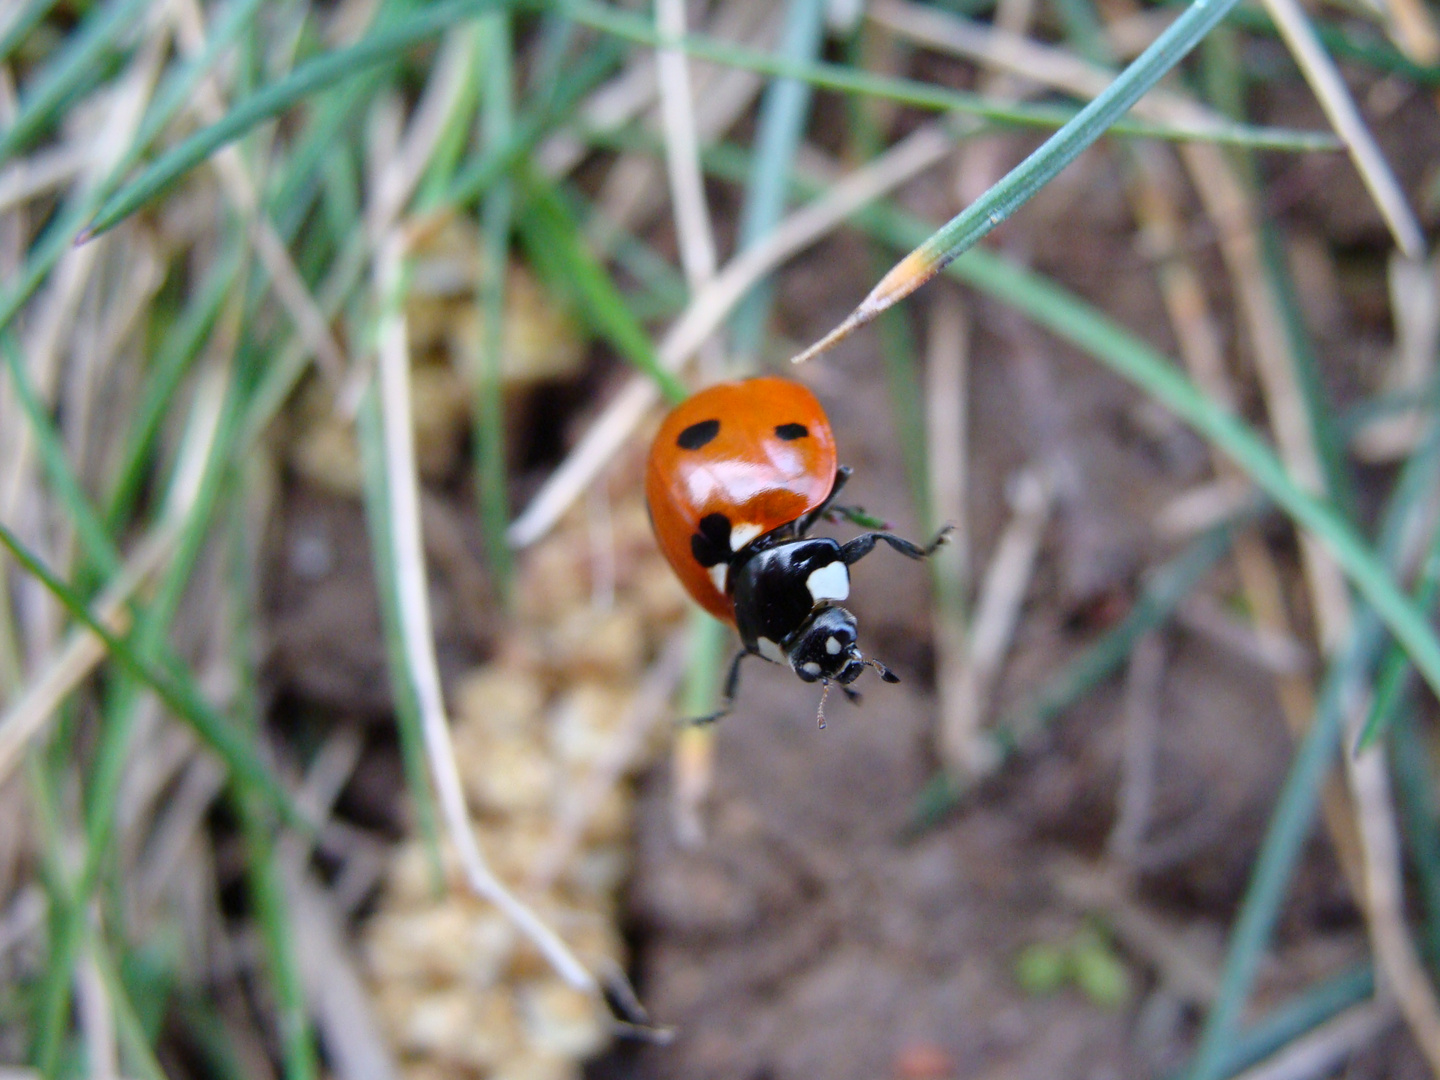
[785, 606, 865, 684]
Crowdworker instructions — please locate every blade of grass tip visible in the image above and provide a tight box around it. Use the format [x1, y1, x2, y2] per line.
[0, 522, 305, 832]
[1390, 710, 1440, 971]
[727, 0, 827, 363]
[357, 384, 444, 891]
[788, 0, 1254, 364]
[910, 518, 1236, 830]
[0, 0, 154, 169]
[474, 13, 517, 600]
[1260, 0, 1426, 259]
[225, 499, 318, 1080]
[516, 170, 688, 403]
[506, 122, 959, 550]
[80, 0, 524, 241]
[1184, 426, 1440, 1079]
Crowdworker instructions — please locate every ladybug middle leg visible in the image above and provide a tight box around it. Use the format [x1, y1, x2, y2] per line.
[689, 648, 750, 725]
[840, 525, 954, 565]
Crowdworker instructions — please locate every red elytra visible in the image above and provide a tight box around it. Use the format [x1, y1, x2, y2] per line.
[645, 376, 837, 622]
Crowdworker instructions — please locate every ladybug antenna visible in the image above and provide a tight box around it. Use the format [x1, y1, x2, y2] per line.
[815, 681, 833, 729]
[867, 657, 901, 684]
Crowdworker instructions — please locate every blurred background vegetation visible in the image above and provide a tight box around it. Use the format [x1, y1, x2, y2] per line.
[1, 0, 1439, 1076]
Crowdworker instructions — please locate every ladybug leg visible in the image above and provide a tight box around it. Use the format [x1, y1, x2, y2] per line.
[689, 648, 749, 726]
[842, 685, 863, 705]
[839, 525, 954, 565]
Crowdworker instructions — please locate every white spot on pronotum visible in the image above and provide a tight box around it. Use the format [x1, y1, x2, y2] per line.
[708, 564, 728, 593]
[802, 661, 822, 676]
[730, 522, 763, 551]
[757, 637, 785, 663]
[825, 636, 841, 655]
[806, 561, 849, 603]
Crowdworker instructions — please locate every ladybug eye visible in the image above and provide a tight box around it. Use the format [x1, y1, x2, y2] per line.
[774, 423, 808, 441]
[677, 419, 720, 450]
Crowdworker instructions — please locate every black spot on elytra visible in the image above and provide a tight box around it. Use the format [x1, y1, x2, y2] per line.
[691, 513, 732, 568]
[677, 419, 720, 450]
[774, 423, 808, 441]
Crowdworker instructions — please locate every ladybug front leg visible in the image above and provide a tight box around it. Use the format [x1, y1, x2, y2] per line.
[839, 525, 954, 565]
[689, 648, 750, 725]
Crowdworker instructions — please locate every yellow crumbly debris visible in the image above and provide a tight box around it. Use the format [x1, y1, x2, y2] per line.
[364, 478, 689, 1079]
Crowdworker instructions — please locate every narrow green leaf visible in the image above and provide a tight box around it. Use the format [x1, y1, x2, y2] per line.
[883, 0, 1253, 291]
[0, 521, 306, 833]
[566, 0, 1339, 151]
[728, 0, 828, 361]
[82, 0, 524, 239]
[0, 0, 152, 167]
[475, 15, 517, 598]
[517, 171, 687, 403]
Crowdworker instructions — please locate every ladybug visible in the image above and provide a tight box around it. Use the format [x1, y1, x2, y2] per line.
[645, 376, 950, 726]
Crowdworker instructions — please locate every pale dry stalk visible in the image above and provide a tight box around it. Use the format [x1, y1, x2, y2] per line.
[925, 291, 977, 775]
[373, 229, 596, 993]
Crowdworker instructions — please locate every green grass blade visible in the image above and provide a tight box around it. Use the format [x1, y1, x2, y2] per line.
[567, 0, 1338, 151]
[0, 521, 305, 832]
[877, 0, 1251, 294]
[1178, 965, 1375, 1080]
[475, 15, 517, 598]
[2, 335, 122, 584]
[104, 245, 244, 531]
[226, 500, 318, 1080]
[92, 941, 169, 1080]
[0, 0, 267, 338]
[1391, 710, 1440, 971]
[516, 170, 687, 403]
[441, 32, 624, 208]
[0, 0, 61, 64]
[0, 0, 153, 168]
[356, 387, 444, 888]
[1354, 516, 1440, 750]
[728, 0, 827, 362]
[81, 0, 523, 239]
[1183, 425, 1440, 1078]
